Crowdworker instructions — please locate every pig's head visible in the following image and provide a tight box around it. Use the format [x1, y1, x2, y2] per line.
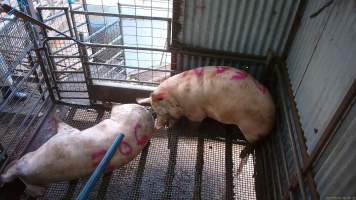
[137, 89, 183, 129]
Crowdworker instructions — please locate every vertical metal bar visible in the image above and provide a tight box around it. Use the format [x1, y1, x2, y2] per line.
[82, 0, 93, 37]
[129, 142, 150, 199]
[35, 48, 56, 102]
[163, 126, 179, 199]
[117, 2, 126, 67]
[167, 19, 172, 49]
[27, 52, 45, 101]
[36, 8, 62, 99]
[269, 138, 283, 199]
[79, 33, 94, 104]
[64, 8, 75, 38]
[225, 131, 234, 199]
[42, 46, 61, 100]
[193, 136, 204, 200]
[69, 3, 80, 40]
[276, 66, 307, 199]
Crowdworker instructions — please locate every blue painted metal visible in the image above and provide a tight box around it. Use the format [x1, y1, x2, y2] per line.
[76, 133, 125, 200]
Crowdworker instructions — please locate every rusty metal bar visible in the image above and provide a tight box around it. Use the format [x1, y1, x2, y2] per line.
[130, 142, 150, 198]
[193, 136, 204, 200]
[275, 65, 307, 199]
[225, 132, 234, 199]
[162, 127, 179, 199]
[279, 62, 319, 199]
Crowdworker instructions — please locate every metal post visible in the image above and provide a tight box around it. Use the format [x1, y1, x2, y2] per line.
[79, 33, 94, 104]
[69, 3, 79, 40]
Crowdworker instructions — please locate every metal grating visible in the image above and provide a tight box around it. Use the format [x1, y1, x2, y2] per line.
[35, 105, 256, 200]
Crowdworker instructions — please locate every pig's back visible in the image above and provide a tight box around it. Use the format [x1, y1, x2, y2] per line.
[172, 66, 275, 142]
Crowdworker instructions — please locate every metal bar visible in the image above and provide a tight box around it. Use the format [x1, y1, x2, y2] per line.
[193, 136, 204, 200]
[2, 87, 49, 155]
[56, 81, 87, 83]
[42, 9, 66, 23]
[85, 20, 118, 42]
[130, 142, 150, 198]
[269, 138, 283, 199]
[163, 127, 179, 199]
[278, 137, 294, 200]
[76, 134, 125, 200]
[58, 90, 88, 92]
[54, 70, 84, 73]
[83, 42, 168, 52]
[117, 2, 126, 66]
[225, 131, 234, 199]
[42, 46, 62, 99]
[28, 53, 44, 100]
[50, 55, 81, 58]
[91, 78, 157, 86]
[64, 8, 75, 38]
[68, 3, 80, 40]
[275, 65, 307, 199]
[279, 62, 319, 199]
[87, 62, 174, 73]
[60, 96, 89, 99]
[170, 46, 266, 64]
[166, 19, 172, 48]
[281, 0, 308, 60]
[81, 0, 93, 39]
[72, 10, 171, 21]
[79, 33, 94, 104]
[36, 6, 70, 10]
[16, 98, 53, 157]
[0, 3, 80, 43]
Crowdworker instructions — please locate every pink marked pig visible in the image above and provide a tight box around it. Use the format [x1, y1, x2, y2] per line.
[0, 104, 154, 192]
[137, 66, 275, 144]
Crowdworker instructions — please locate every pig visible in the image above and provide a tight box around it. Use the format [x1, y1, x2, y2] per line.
[0, 104, 154, 196]
[137, 66, 275, 145]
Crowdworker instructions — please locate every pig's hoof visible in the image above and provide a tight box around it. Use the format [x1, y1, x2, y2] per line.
[25, 184, 46, 197]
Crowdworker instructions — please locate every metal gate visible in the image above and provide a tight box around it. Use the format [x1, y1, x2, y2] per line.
[37, 3, 173, 105]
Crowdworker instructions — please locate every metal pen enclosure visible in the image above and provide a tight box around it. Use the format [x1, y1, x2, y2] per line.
[1, 0, 354, 199]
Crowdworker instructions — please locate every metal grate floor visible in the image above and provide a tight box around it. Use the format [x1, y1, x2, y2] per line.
[34, 105, 256, 200]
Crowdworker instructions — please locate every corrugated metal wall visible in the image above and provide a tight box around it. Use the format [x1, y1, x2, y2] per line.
[314, 98, 356, 199]
[176, 0, 300, 56]
[287, 0, 356, 152]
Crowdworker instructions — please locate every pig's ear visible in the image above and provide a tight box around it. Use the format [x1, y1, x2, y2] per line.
[151, 92, 167, 101]
[136, 97, 151, 104]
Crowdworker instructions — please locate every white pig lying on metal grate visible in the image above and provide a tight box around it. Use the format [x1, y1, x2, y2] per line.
[0, 104, 154, 196]
[137, 66, 275, 159]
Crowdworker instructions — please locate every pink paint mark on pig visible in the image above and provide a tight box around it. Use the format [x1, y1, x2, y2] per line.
[91, 149, 107, 161]
[105, 164, 115, 172]
[254, 80, 267, 95]
[119, 140, 133, 156]
[193, 67, 204, 77]
[134, 123, 150, 145]
[216, 66, 228, 74]
[231, 70, 248, 81]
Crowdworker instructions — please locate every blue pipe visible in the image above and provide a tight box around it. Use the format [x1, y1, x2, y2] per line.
[76, 133, 125, 200]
